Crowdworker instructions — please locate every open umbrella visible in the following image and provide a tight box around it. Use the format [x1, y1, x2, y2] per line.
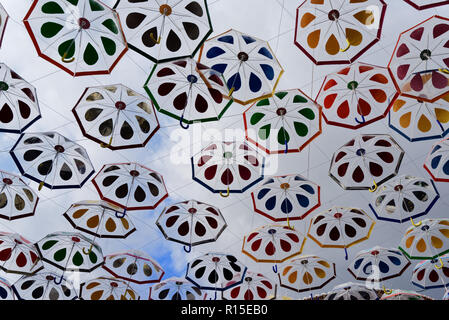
[10, 131, 95, 190]
[73, 84, 160, 150]
[0, 63, 41, 133]
[23, 0, 128, 76]
[12, 272, 77, 300]
[243, 89, 322, 154]
[412, 254, 449, 290]
[404, 0, 449, 10]
[324, 282, 379, 300]
[424, 137, 449, 182]
[0, 3, 8, 49]
[149, 277, 204, 300]
[80, 277, 139, 300]
[0, 232, 43, 275]
[380, 289, 433, 300]
[0, 277, 14, 300]
[198, 29, 284, 105]
[222, 271, 276, 300]
[113, 0, 212, 63]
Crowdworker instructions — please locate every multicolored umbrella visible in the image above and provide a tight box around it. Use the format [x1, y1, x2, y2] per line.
[294, 0, 387, 65]
[316, 62, 398, 129]
[369, 175, 440, 223]
[0, 170, 38, 221]
[243, 89, 322, 154]
[113, 0, 213, 63]
[251, 174, 320, 223]
[23, 0, 128, 77]
[404, 0, 449, 10]
[12, 272, 77, 300]
[329, 134, 405, 191]
[388, 16, 449, 103]
[380, 289, 434, 300]
[242, 225, 307, 272]
[63, 200, 136, 239]
[347, 246, 411, 282]
[412, 254, 449, 290]
[10, 132, 95, 190]
[307, 207, 376, 260]
[0, 63, 41, 133]
[0, 277, 14, 300]
[91, 162, 168, 211]
[80, 277, 139, 300]
[144, 58, 232, 128]
[0, 3, 8, 49]
[156, 200, 227, 252]
[222, 271, 276, 300]
[149, 277, 204, 300]
[424, 137, 449, 182]
[389, 94, 449, 142]
[278, 255, 336, 295]
[72, 84, 160, 149]
[324, 282, 379, 300]
[399, 218, 449, 260]
[191, 141, 265, 197]
[102, 250, 164, 285]
[0, 232, 43, 275]
[198, 29, 284, 105]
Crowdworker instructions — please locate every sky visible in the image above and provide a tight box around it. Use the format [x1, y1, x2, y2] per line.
[0, 0, 449, 300]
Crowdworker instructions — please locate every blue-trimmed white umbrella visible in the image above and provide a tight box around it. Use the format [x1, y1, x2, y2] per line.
[411, 254, 449, 290]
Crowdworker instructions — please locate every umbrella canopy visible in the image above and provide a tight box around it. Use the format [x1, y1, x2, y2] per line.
[404, 0, 449, 10]
[0, 170, 38, 221]
[156, 200, 227, 250]
[412, 254, 449, 289]
[92, 162, 168, 211]
[12, 272, 77, 300]
[294, 0, 387, 65]
[380, 289, 434, 300]
[324, 282, 379, 300]
[80, 277, 139, 300]
[316, 62, 398, 129]
[0, 63, 41, 133]
[0, 277, 14, 300]
[0, 3, 8, 49]
[278, 255, 336, 293]
[243, 89, 322, 154]
[73, 84, 160, 150]
[198, 29, 284, 105]
[424, 137, 449, 182]
[388, 16, 449, 103]
[113, 0, 212, 63]
[102, 250, 164, 285]
[389, 94, 449, 142]
[144, 58, 233, 127]
[149, 277, 204, 300]
[63, 200, 136, 239]
[369, 175, 440, 223]
[23, 0, 128, 76]
[251, 174, 320, 222]
[191, 141, 265, 196]
[222, 271, 276, 300]
[329, 134, 405, 190]
[10, 131, 95, 190]
[0, 232, 43, 275]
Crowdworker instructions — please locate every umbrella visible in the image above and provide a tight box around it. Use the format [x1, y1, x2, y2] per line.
[369, 175, 440, 223]
[144, 58, 233, 129]
[63, 200, 136, 240]
[412, 254, 449, 290]
[91, 162, 168, 211]
[191, 141, 265, 197]
[380, 289, 433, 300]
[198, 29, 284, 105]
[307, 207, 376, 260]
[0, 277, 14, 300]
[388, 16, 449, 103]
[399, 218, 449, 260]
[149, 277, 204, 300]
[294, 0, 387, 65]
[102, 250, 164, 285]
[243, 89, 322, 154]
[80, 277, 139, 300]
[329, 134, 405, 191]
[424, 137, 449, 182]
[278, 255, 336, 296]
[23, 0, 128, 77]
[0, 63, 41, 133]
[72, 84, 160, 150]
[316, 62, 398, 129]
[12, 272, 77, 300]
[324, 282, 379, 300]
[156, 200, 227, 252]
[404, 0, 449, 10]
[222, 271, 277, 300]
[389, 94, 449, 142]
[0, 232, 43, 275]
[113, 0, 212, 63]
[9, 131, 95, 190]
[242, 225, 307, 272]
[0, 3, 8, 49]
[0, 170, 39, 221]
[251, 174, 320, 223]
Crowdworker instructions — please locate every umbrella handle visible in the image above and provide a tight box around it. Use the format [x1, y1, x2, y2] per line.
[439, 68, 449, 74]
[115, 210, 126, 219]
[284, 139, 288, 154]
[150, 33, 161, 44]
[61, 52, 75, 63]
[382, 285, 392, 295]
[100, 136, 113, 148]
[219, 187, 230, 198]
[54, 274, 64, 285]
[344, 247, 348, 261]
[82, 245, 93, 255]
[369, 180, 377, 193]
[180, 114, 190, 129]
[183, 245, 191, 253]
[339, 39, 351, 52]
[272, 264, 278, 273]
[38, 181, 45, 191]
[355, 115, 366, 124]
[228, 87, 235, 97]
[410, 217, 422, 227]
[436, 258, 444, 269]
